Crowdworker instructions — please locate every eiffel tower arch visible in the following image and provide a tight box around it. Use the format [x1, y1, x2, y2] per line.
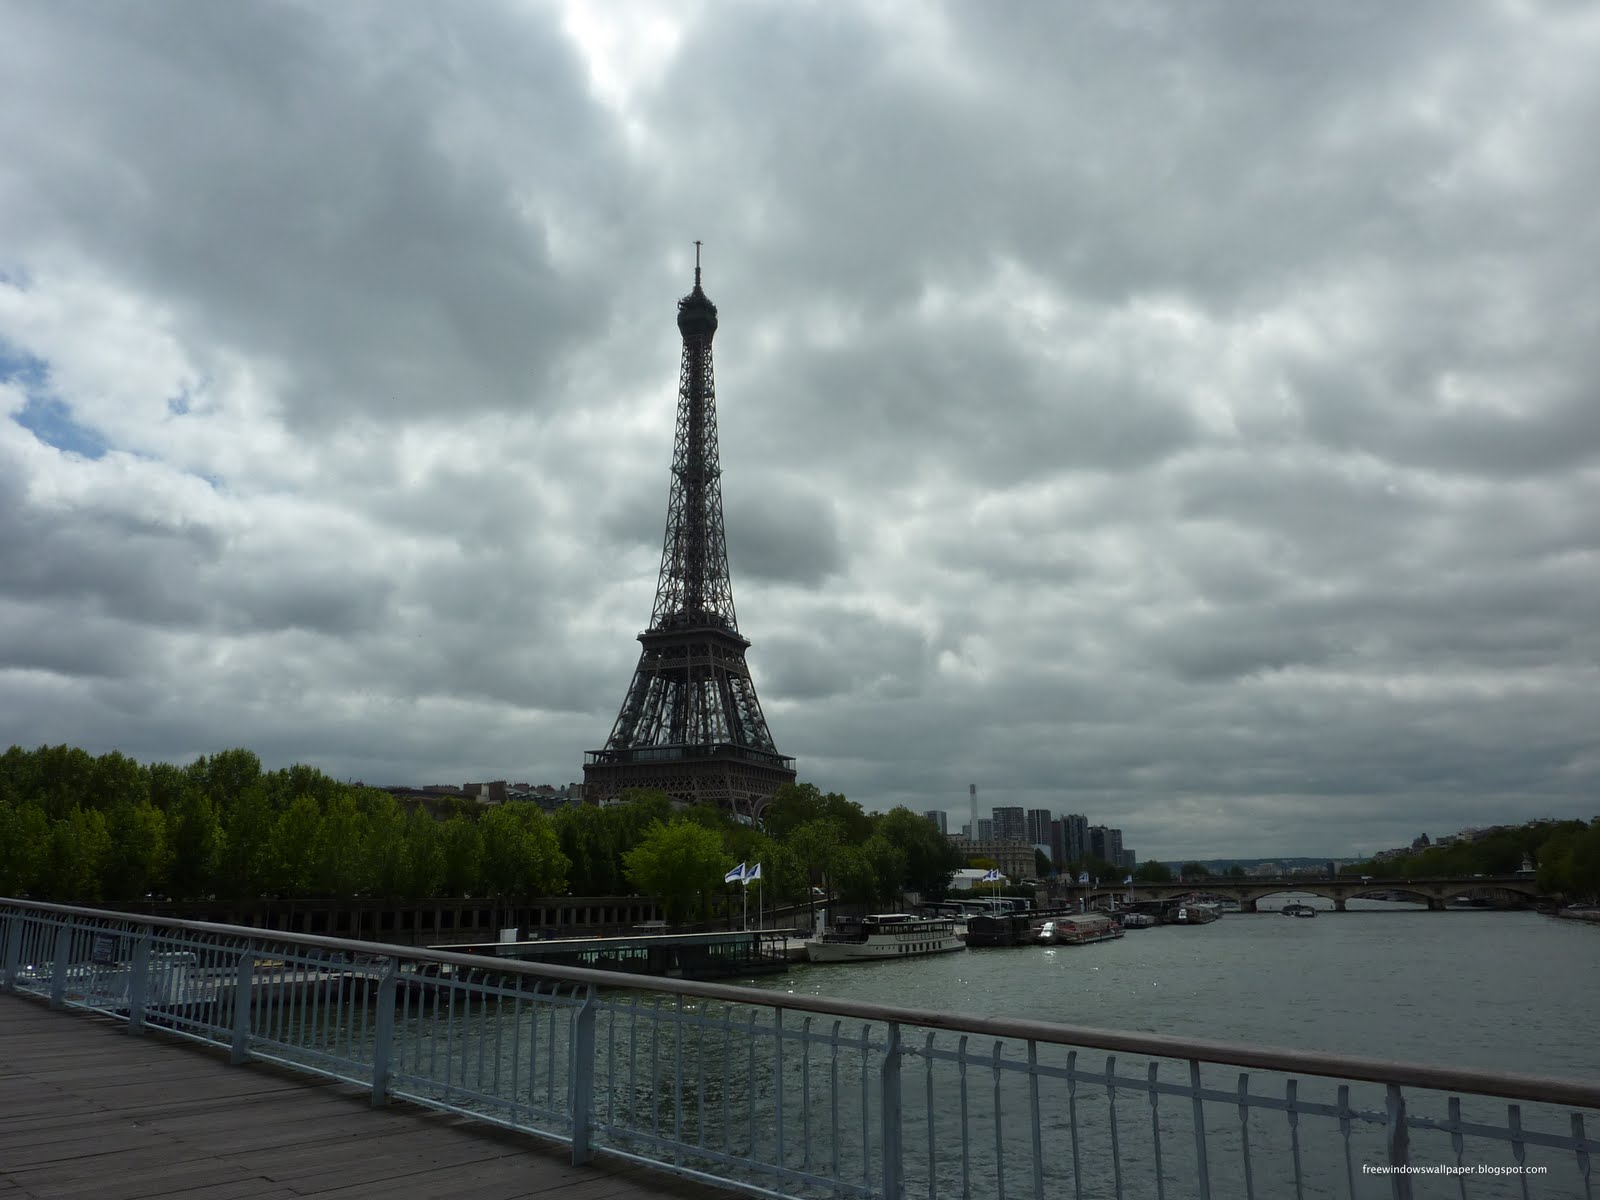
[583, 250, 796, 817]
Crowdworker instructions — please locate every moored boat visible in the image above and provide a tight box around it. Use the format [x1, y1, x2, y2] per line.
[1173, 902, 1219, 925]
[1119, 912, 1156, 929]
[804, 913, 965, 963]
[1282, 901, 1318, 918]
[1050, 914, 1124, 945]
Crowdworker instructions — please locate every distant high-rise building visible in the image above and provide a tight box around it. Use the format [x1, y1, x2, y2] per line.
[1063, 814, 1088, 863]
[1106, 828, 1125, 866]
[1049, 819, 1066, 868]
[1026, 808, 1053, 846]
[977, 818, 995, 842]
[992, 807, 1027, 844]
[924, 810, 948, 835]
[1089, 825, 1108, 862]
[1119, 849, 1136, 871]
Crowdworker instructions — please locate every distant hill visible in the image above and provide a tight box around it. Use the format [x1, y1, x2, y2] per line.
[1164, 857, 1347, 874]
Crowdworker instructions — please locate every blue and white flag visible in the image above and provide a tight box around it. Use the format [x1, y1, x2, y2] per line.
[1077, 872, 1089, 885]
[744, 862, 762, 884]
[724, 862, 747, 884]
[1124, 875, 1133, 885]
[980, 868, 1002, 883]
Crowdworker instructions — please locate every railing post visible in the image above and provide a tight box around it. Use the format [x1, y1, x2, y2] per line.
[570, 985, 598, 1165]
[1386, 1084, 1413, 1200]
[881, 1020, 903, 1200]
[1189, 1059, 1212, 1200]
[49, 918, 73, 1009]
[371, 960, 398, 1107]
[126, 932, 152, 1034]
[2, 912, 22, 992]
[230, 947, 255, 1065]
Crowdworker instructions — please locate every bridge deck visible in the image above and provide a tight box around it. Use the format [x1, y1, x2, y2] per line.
[0, 993, 736, 1200]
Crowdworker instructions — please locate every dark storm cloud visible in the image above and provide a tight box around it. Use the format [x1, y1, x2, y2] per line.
[2, 1, 1598, 858]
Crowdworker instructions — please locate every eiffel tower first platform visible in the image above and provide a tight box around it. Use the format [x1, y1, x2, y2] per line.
[583, 250, 795, 816]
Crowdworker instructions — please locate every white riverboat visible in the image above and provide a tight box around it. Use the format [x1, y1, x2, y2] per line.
[804, 912, 966, 963]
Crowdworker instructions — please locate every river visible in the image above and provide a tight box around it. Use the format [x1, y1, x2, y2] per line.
[750, 898, 1600, 1081]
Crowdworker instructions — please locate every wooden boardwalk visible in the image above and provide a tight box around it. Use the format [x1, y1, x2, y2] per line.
[0, 993, 742, 1200]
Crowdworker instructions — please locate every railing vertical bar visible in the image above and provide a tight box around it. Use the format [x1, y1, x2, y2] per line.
[1386, 1084, 1412, 1200]
[1571, 1113, 1591, 1200]
[992, 1042, 1007, 1200]
[1067, 1049, 1082, 1200]
[491, 979, 505, 1102]
[1028, 1041, 1044, 1200]
[673, 994, 685, 1162]
[605, 995, 617, 1131]
[1508, 1104, 1530, 1200]
[1449, 1096, 1467, 1200]
[829, 1019, 842, 1187]
[959, 1035, 972, 1200]
[774, 1008, 786, 1174]
[1149, 1062, 1166, 1200]
[696, 1000, 707, 1150]
[444, 971, 457, 1098]
[509, 990, 523, 1126]
[571, 985, 597, 1166]
[474, 974, 489, 1097]
[627, 993, 639, 1134]
[749, 1011, 760, 1158]
[1338, 1084, 1356, 1200]
[1237, 1072, 1255, 1200]
[861, 1023, 873, 1196]
[1105, 1054, 1122, 1200]
[2, 912, 22, 992]
[802, 1016, 815, 1172]
[1287, 1079, 1305, 1200]
[721, 1006, 733, 1155]
[926, 1031, 938, 1200]
[1189, 1059, 1211, 1200]
[545, 985, 558, 1109]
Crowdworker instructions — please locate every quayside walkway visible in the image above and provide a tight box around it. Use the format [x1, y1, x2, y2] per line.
[0, 994, 733, 1200]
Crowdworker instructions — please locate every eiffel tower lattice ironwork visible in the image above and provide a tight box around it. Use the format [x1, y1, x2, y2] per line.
[583, 251, 795, 815]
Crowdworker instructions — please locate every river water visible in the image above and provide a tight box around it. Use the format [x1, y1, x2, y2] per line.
[752, 898, 1600, 1082]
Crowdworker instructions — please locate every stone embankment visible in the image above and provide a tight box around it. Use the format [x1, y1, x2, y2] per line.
[1551, 906, 1600, 924]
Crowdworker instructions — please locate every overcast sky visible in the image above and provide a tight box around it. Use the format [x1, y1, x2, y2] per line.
[3, 1, 1597, 859]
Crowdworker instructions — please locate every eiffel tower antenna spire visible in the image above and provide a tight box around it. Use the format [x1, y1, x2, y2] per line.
[583, 250, 795, 815]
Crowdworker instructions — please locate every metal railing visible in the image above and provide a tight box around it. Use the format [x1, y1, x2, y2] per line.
[2, 897, 1595, 1200]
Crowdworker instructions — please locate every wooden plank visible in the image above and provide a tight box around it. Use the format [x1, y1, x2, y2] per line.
[0, 995, 752, 1200]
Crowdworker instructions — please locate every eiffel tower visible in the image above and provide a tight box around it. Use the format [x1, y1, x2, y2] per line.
[583, 248, 795, 815]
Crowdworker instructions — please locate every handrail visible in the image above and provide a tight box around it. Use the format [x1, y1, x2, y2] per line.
[6, 896, 1598, 1110]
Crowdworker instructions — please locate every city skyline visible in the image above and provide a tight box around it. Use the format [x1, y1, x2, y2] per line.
[3, 4, 1598, 860]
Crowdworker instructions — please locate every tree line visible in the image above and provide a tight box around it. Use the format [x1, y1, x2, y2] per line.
[1336, 818, 1600, 900]
[0, 746, 966, 919]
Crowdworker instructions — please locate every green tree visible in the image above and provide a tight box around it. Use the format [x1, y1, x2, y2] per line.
[405, 808, 445, 897]
[163, 783, 222, 900]
[314, 793, 370, 896]
[275, 795, 323, 898]
[1180, 861, 1211, 880]
[0, 803, 50, 895]
[41, 808, 112, 901]
[365, 793, 412, 898]
[217, 782, 277, 901]
[440, 817, 483, 896]
[875, 807, 962, 900]
[623, 819, 727, 924]
[480, 804, 569, 897]
[1134, 860, 1174, 883]
[102, 800, 170, 901]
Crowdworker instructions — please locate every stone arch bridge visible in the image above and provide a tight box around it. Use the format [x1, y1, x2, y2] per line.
[1075, 875, 1544, 912]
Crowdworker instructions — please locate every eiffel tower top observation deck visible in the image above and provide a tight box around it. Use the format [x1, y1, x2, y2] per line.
[583, 248, 795, 815]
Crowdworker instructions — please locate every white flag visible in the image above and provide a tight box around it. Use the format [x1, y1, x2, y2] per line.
[981, 868, 1001, 883]
[1124, 875, 1133, 885]
[724, 862, 747, 884]
[744, 862, 762, 884]
[1077, 872, 1089, 885]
